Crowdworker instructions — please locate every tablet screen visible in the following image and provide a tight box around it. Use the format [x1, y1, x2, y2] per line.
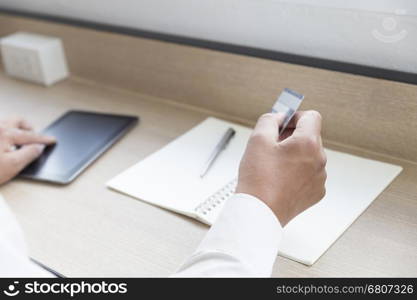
[19, 111, 138, 184]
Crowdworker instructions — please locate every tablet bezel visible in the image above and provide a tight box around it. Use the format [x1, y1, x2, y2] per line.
[19, 110, 139, 185]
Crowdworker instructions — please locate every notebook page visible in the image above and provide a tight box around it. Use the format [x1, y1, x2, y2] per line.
[196, 149, 402, 266]
[279, 149, 402, 265]
[107, 118, 251, 216]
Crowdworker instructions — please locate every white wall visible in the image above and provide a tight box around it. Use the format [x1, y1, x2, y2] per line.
[1, 0, 416, 73]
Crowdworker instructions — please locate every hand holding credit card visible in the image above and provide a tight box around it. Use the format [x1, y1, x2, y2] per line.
[236, 88, 327, 227]
[200, 89, 304, 178]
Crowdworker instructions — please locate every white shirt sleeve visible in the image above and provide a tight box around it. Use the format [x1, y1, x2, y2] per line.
[173, 193, 283, 277]
[0, 192, 281, 277]
[0, 194, 52, 277]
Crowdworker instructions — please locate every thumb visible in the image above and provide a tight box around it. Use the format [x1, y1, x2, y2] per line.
[6, 144, 45, 175]
[292, 110, 322, 138]
[252, 113, 286, 142]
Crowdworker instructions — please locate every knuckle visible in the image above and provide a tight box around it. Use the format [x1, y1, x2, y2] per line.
[299, 135, 320, 151]
[250, 132, 269, 144]
[4, 129, 13, 139]
[4, 127, 18, 138]
[319, 153, 327, 169]
[307, 110, 322, 121]
[320, 187, 327, 199]
[28, 145, 42, 157]
[259, 113, 275, 121]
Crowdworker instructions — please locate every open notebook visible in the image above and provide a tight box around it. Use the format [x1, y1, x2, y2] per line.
[107, 117, 402, 265]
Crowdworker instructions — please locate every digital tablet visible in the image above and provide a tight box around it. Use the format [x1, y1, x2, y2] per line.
[19, 110, 139, 184]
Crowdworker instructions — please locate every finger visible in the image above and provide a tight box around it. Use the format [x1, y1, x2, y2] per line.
[5, 144, 45, 175]
[291, 110, 322, 138]
[252, 113, 286, 142]
[18, 119, 34, 131]
[284, 111, 309, 129]
[8, 129, 56, 145]
[0, 128, 12, 152]
[2, 117, 34, 131]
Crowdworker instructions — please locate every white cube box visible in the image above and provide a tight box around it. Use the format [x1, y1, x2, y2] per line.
[0, 32, 69, 86]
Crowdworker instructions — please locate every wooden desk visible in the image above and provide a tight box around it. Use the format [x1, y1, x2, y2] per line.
[1, 72, 416, 277]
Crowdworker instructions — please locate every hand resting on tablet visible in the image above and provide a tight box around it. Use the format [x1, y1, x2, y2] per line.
[0, 117, 56, 185]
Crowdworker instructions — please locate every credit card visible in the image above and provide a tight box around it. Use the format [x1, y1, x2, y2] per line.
[271, 88, 304, 135]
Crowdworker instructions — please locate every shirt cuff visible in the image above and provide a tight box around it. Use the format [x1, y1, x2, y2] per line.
[196, 193, 283, 276]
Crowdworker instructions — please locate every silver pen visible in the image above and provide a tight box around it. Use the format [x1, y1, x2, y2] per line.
[200, 127, 236, 178]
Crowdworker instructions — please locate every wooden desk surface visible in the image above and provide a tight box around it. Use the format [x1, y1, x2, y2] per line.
[1, 73, 416, 277]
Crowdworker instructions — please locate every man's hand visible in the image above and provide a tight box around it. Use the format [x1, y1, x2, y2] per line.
[0, 117, 56, 185]
[236, 111, 327, 226]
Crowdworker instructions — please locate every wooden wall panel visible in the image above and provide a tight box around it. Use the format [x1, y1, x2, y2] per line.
[1, 14, 416, 162]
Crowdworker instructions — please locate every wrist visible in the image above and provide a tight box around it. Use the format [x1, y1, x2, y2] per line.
[233, 192, 284, 228]
[235, 185, 287, 226]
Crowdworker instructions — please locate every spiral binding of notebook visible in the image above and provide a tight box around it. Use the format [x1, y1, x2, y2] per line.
[194, 178, 237, 225]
